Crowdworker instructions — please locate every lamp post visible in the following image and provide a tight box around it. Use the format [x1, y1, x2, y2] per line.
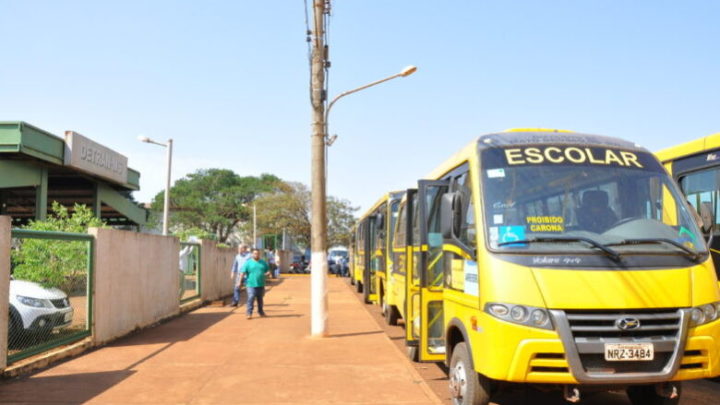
[138, 136, 173, 236]
[324, 66, 417, 132]
[310, 65, 418, 337]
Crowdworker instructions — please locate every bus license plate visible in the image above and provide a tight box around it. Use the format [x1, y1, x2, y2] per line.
[604, 343, 654, 361]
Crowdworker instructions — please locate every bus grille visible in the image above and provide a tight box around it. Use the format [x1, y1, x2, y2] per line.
[563, 309, 681, 374]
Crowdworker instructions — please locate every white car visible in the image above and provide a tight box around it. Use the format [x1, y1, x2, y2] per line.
[8, 278, 73, 338]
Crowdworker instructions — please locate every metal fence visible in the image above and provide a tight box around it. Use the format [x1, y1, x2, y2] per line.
[7, 229, 93, 365]
[179, 242, 201, 302]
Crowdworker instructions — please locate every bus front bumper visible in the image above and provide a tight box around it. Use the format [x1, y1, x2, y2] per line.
[474, 315, 720, 384]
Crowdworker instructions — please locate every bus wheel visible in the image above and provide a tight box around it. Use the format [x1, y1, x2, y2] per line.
[406, 345, 419, 362]
[384, 303, 399, 326]
[449, 342, 490, 405]
[626, 383, 681, 405]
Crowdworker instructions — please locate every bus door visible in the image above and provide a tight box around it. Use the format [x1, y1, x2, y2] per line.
[675, 164, 720, 278]
[404, 189, 420, 350]
[364, 215, 378, 303]
[417, 180, 449, 362]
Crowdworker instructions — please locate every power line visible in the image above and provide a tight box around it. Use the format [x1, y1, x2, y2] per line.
[303, 0, 313, 103]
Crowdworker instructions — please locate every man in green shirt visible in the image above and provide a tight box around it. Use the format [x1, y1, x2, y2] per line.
[241, 248, 272, 319]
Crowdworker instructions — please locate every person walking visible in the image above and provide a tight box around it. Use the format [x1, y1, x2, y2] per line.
[273, 250, 281, 279]
[266, 249, 276, 279]
[229, 244, 251, 307]
[241, 248, 272, 319]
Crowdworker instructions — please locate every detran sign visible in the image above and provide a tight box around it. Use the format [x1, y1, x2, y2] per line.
[63, 131, 128, 185]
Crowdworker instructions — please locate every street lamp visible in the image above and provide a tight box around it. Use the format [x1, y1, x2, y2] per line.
[310, 65, 418, 337]
[324, 65, 417, 144]
[138, 135, 173, 236]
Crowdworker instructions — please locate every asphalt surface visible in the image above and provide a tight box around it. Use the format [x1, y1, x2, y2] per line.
[343, 275, 720, 405]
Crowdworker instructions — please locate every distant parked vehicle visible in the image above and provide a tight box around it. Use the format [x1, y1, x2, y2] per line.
[8, 277, 73, 340]
[328, 247, 348, 276]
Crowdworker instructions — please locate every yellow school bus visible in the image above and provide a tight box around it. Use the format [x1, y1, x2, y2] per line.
[657, 132, 720, 274]
[351, 192, 404, 305]
[400, 129, 720, 405]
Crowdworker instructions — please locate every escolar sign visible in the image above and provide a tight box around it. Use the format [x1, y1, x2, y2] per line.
[504, 147, 643, 168]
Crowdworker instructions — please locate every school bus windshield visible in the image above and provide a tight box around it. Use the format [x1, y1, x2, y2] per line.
[481, 145, 707, 256]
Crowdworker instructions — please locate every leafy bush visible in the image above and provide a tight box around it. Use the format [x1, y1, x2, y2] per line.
[12, 202, 106, 292]
[173, 226, 215, 242]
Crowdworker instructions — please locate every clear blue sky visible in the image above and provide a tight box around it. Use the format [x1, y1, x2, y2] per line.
[2, 1, 719, 213]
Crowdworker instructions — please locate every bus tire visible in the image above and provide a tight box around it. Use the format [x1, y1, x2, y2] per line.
[449, 342, 490, 405]
[385, 304, 399, 326]
[626, 384, 681, 405]
[406, 345, 419, 362]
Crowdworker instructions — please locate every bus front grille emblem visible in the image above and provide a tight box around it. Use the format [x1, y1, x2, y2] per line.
[616, 317, 641, 330]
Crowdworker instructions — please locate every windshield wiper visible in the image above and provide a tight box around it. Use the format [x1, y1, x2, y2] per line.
[604, 238, 701, 262]
[497, 236, 621, 262]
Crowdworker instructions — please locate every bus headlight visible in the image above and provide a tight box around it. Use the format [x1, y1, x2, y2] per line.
[510, 306, 529, 322]
[690, 301, 720, 327]
[485, 302, 553, 330]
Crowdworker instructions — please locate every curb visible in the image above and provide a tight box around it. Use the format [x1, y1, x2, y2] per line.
[344, 281, 445, 405]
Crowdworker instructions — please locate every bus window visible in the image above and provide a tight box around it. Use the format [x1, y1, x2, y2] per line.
[482, 147, 706, 255]
[679, 167, 720, 233]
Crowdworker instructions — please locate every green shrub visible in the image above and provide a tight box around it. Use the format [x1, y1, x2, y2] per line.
[12, 202, 106, 292]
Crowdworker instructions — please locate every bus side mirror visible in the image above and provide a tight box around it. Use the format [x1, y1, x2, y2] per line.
[441, 192, 462, 239]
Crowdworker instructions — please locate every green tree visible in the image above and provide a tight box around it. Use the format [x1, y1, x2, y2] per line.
[12, 202, 106, 291]
[255, 182, 311, 247]
[152, 169, 281, 243]
[327, 197, 358, 247]
[255, 182, 357, 249]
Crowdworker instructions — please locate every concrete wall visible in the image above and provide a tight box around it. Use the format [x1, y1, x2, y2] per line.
[200, 240, 235, 302]
[91, 228, 179, 345]
[0, 216, 10, 369]
[277, 249, 293, 272]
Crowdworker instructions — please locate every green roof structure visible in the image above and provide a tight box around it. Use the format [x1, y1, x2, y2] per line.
[0, 121, 147, 225]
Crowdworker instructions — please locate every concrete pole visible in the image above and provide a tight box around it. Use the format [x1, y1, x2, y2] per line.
[162, 139, 173, 236]
[310, 0, 329, 337]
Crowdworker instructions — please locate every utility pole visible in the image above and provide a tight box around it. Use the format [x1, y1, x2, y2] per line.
[253, 203, 257, 248]
[310, 0, 329, 337]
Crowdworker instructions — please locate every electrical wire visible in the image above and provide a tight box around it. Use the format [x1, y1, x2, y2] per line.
[303, 0, 313, 103]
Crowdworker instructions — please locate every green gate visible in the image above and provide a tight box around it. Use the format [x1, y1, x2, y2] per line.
[7, 229, 93, 364]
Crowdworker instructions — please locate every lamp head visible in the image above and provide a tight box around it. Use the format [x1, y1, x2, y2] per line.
[137, 135, 151, 143]
[326, 134, 338, 146]
[399, 65, 418, 77]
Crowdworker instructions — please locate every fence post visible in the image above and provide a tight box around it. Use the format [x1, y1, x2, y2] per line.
[0, 216, 11, 370]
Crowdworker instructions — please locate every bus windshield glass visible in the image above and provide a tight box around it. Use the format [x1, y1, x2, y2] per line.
[480, 145, 707, 256]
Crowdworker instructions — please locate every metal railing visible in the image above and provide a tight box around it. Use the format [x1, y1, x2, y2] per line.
[7, 229, 93, 365]
[179, 242, 201, 303]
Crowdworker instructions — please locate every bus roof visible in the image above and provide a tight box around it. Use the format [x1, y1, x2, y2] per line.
[656, 132, 720, 163]
[426, 129, 647, 179]
[358, 190, 404, 220]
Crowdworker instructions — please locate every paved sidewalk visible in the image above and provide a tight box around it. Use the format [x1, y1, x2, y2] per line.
[0, 276, 442, 405]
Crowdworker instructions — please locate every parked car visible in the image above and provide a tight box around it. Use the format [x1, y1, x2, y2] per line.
[328, 247, 348, 276]
[8, 277, 73, 340]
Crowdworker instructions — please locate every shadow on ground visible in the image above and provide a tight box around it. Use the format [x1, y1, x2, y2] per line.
[0, 370, 136, 404]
